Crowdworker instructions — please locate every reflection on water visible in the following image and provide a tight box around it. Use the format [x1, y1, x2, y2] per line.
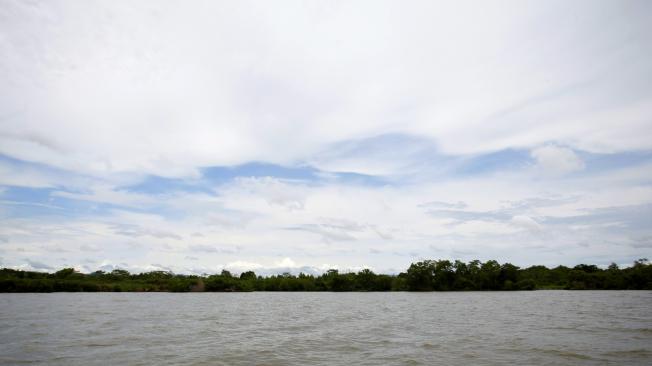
[1, 291, 651, 365]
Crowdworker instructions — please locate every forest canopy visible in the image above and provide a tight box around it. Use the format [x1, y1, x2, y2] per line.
[1, 259, 650, 292]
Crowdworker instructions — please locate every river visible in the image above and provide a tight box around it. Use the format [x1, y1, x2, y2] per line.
[1, 291, 650, 365]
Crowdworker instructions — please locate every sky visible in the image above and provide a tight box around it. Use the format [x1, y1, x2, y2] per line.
[1, 0, 651, 274]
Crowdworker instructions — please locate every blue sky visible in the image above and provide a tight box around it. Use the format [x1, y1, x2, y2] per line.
[1, 0, 651, 274]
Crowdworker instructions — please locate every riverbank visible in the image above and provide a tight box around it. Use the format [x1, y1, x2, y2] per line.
[2, 258, 650, 292]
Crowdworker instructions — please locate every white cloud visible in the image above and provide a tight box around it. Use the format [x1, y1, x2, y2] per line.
[1, 1, 651, 271]
[531, 145, 585, 176]
[1, 1, 650, 178]
[274, 257, 296, 268]
[2, 162, 651, 272]
[224, 261, 263, 272]
[510, 215, 542, 232]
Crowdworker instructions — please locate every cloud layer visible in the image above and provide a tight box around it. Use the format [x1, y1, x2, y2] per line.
[1, 0, 651, 273]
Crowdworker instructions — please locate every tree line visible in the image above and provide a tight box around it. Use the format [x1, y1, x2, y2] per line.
[1, 258, 650, 292]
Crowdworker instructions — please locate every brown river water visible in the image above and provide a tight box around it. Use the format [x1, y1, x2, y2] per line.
[1, 291, 650, 365]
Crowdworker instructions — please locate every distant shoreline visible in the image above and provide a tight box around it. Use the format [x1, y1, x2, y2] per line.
[2, 259, 650, 292]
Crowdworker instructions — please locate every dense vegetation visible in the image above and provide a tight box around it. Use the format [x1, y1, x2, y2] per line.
[1, 259, 650, 292]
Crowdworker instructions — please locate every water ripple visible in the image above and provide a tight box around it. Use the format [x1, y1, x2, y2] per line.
[0, 291, 650, 365]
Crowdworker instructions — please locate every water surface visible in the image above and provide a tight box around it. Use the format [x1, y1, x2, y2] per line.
[1, 291, 650, 365]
